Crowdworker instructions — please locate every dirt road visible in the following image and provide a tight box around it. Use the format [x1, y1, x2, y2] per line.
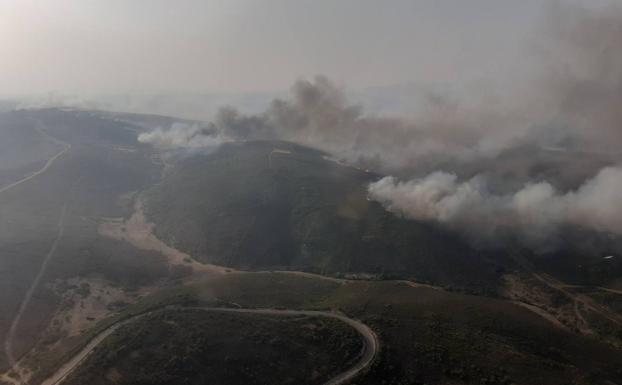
[531, 272, 622, 328]
[0, 122, 73, 383]
[3, 203, 69, 368]
[559, 284, 622, 296]
[508, 251, 622, 334]
[98, 200, 229, 275]
[0, 123, 70, 195]
[98, 199, 446, 293]
[41, 306, 378, 385]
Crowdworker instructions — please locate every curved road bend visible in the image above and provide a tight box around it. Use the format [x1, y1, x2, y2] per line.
[42, 307, 379, 385]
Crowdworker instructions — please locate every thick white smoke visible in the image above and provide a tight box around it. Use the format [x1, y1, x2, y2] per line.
[137, 122, 227, 149]
[134, 4, 622, 247]
[368, 167, 622, 243]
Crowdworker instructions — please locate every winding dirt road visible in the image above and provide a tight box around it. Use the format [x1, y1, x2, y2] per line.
[0, 123, 71, 195]
[508, 251, 622, 334]
[41, 307, 378, 385]
[0, 121, 72, 384]
[3, 203, 69, 368]
[531, 272, 622, 329]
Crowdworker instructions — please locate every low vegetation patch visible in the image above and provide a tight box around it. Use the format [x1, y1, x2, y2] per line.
[64, 309, 364, 385]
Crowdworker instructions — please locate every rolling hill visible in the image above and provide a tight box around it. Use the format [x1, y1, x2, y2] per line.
[0, 109, 620, 385]
[144, 140, 506, 294]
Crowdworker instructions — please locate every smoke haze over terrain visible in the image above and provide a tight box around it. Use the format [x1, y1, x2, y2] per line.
[368, 167, 622, 246]
[6, 3, 622, 383]
[0, 0, 551, 95]
[365, 3, 622, 242]
[136, 3, 622, 244]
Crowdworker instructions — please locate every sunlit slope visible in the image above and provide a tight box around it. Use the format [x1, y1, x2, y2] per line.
[144, 141, 503, 293]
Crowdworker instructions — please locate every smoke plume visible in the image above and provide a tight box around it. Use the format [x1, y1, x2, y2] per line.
[137, 122, 226, 150]
[138, 3, 622, 245]
[368, 167, 622, 246]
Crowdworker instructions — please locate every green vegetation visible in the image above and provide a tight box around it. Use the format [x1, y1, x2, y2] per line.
[0, 109, 163, 370]
[0, 111, 64, 184]
[64, 309, 363, 385]
[145, 141, 503, 294]
[49, 273, 622, 385]
[584, 289, 622, 314]
[565, 286, 622, 347]
[321, 282, 622, 385]
[530, 229, 622, 288]
[2, 110, 621, 385]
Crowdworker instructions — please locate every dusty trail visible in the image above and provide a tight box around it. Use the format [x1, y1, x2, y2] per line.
[4, 203, 68, 368]
[596, 287, 622, 296]
[0, 122, 72, 384]
[0, 123, 70, 195]
[560, 284, 622, 296]
[98, 199, 446, 291]
[512, 301, 570, 331]
[531, 272, 622, 331]
[508, 252, 622, 334]
[41, 306, 378, 385]
[98, 200, 229, 275]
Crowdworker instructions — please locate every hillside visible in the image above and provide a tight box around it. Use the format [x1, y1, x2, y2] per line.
[0, 109, 170, 371]
[1, 109, 620, 385]
[0, 112, 65, 187]
[49, 273, 622, 385]
[63, 309, 363, 385]
[143, 141, 506, 293]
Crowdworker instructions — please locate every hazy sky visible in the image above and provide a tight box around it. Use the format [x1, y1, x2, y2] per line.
[0, 0, 613, 95]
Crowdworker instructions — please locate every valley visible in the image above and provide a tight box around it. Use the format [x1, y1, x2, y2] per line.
[4, 3, 622, 385]
[0, 109, 620, 385]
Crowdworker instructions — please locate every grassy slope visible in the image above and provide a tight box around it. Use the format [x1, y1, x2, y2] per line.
[145, 141, 504, 294]
[0, 112, 63, 183]
[3, 109, 619, 384]
[529, 229, 622, 289]
[195, 274, 622, 385]
[0, 110, 169, 370]
[49, 273, 622, 385]
[64, 309, 363, 385]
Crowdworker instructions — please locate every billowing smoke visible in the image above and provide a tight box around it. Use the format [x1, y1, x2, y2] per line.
[533, 3, 622, 153]
[139, 75, 533, 174]
[137, 4, 622, 246]
[137, 122, 226, 150]
[362, 3, 622, 244]
[368, 167, 622, 246]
